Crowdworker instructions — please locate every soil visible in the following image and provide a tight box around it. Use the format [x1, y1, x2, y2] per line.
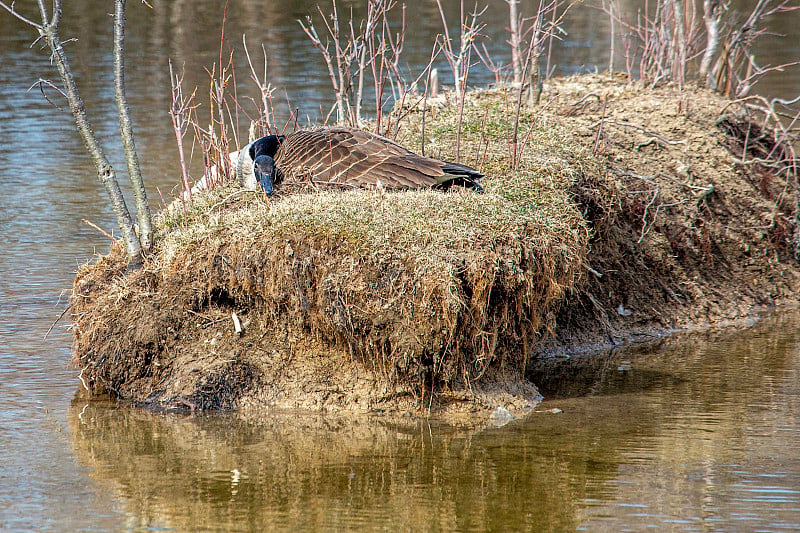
[70, 74, 800, 420]
[541, 75, 800, 353]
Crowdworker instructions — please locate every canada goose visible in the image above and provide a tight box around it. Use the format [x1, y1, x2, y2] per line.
[239, 127, 484, 194]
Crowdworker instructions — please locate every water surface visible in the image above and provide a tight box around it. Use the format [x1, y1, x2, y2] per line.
[66, 314, 800, 531]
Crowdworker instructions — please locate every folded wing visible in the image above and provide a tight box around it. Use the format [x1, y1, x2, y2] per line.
[276, 128, 483, 190]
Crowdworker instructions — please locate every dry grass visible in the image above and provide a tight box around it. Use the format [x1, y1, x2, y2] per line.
[71, 92, 593, 412]
[542, 75, 800, 350]
[71, 74, 800, 413]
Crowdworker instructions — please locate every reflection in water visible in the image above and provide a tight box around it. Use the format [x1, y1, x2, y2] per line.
[69, 313, 800, 531]
[69, 404, 607, 532]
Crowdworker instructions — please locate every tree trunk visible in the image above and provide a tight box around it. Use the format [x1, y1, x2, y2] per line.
[526, 52, 542, 106]
[114, 0, 152, 253]
[700, 0, 720, 89]
[671, 0, 686, 87]
[508, 0, 522, 84]
[607, 0, 615, 77]
[40, 10, 142, 266]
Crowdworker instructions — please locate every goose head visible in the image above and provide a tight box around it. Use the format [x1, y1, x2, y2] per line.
[248, 134, 285, 194]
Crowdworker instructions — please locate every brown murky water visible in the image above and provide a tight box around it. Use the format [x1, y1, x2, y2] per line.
[2, 0, 800, 530]
[67, 314, 800, 532]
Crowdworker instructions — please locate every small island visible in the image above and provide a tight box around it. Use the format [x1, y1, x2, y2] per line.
[70, 75, 800, 416]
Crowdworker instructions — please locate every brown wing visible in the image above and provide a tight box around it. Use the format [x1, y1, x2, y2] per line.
[275, 127, 452, 189]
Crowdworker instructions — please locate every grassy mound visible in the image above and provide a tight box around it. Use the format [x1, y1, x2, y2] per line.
[72, 74, 800, 413]
[72, 110, 591, 412]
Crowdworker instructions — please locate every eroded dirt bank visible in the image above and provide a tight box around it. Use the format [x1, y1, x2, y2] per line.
[71, 75, 800, 417]
[542, 76, 800, 352]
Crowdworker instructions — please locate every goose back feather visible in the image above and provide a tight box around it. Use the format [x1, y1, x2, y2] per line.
[249, 127, 483, 192]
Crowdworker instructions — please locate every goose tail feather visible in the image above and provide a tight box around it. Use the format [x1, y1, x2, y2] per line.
[437, 161, 485, 191]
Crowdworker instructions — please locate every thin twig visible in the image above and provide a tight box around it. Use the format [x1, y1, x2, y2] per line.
[82, 219, 118, 243]
[27, 78, 66, 110]
[44, 301, 75, 340]
[0, 1, 43, 28]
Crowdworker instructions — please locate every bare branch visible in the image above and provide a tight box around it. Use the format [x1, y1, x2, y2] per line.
[0, 1, 43, 28]
[51, 0, 62, 27]
[82, 218, 118, 243]
[35, 0, 48, 25]
[243, 34, 275, 133]
[169, 60, 197, 201]
[27, 78, 66, 110]
[299, 15, 345, 122]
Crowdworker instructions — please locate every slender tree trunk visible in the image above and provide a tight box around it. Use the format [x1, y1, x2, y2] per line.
[527, 52, 542, 106]
[508, 0, 522, 84]
[607, 0, 615, 77]
[671, 0, 686, 87]
[114, 0, 152, 253]
[38, 2, 142, 266]
[1, 0, 146, 266]
[700, 0, 720, 89]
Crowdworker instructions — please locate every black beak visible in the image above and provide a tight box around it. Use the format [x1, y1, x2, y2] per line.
[253, 155, 276, 195]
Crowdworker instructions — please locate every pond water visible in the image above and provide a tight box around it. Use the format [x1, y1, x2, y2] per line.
[57, 314, 800, 531]
[1, 0, 800, 530]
